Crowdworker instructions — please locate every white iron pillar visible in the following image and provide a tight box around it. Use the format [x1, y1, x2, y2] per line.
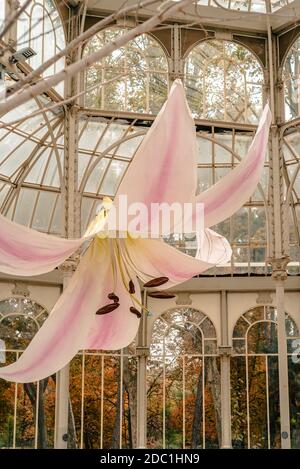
[170, 24, 183, 82]
[219, 290, 232, 449]
[267, 15, 291, 448]
[54, 6, 81, 449]
[55, 260, 77, 448]
[136, 291, 149, 448]
[271, 259, 291, 448]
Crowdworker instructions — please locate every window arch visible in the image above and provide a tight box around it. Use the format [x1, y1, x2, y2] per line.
[0, 296, 49, 352]
[17, 0, 66, 95]
[282, 127, 300, 275]
[0, 296, 55, 449]
[283, 36, 300, 121]
[184, 39, 264, 124]
[148, 307, 220, 449]
[0, 99, 64, 235]
[231, 305, 300, 449]
[83, 27, 169, 113]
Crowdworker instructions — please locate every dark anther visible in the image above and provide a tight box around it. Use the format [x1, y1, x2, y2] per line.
[129, 280, 135, 294]
[108, 292, 119, 303]
[130, 306, 142, 318]
[96, 303, 120, 315]
[148, 291, 176, 299]
[143, 277, 169, 288]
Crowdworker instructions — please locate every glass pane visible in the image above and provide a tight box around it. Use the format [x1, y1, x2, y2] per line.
[244, 307, 264, 324]
[231, 356, 248, 448]
[268, 356, 280, 448]
[17, 0, 65, 95]
[204, 357, 220, 448]
[31, 191, 56, 232]
[232, 339, 246, 354]
[147, 358, 163, 448]
[165, 357, 183, 448]
[185, 40, 263, 124]
[285, 316, 300, 337]
[283, 36, 300, 120]
[233, 207, 249, 243]
[100, 160, 127, 196]
[248, 356, 268, 448]
[200, 318, 216, 339]
[247, 322, 278, 354]
[164, 324, 203, 356]
[288, 357, 300, 449]
[233, 316, 249, 338]
[184, 357, 203, 449]
[83, 28, 168, 113]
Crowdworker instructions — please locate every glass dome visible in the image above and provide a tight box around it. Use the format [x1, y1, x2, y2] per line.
[0, 99, 64, 235]
[0, 0, 300, 453]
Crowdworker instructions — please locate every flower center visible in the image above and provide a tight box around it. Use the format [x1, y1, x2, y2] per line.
[95, 238, 171, 318]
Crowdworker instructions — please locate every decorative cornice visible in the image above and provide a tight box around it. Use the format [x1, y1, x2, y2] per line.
[218, 346, 232, 357]
[58, 258, 78, 274]
[256, 291, 273, 305]
[11, 282, 30, 297]
[175, 292, 191, 306]
[267, 256, 290, 281]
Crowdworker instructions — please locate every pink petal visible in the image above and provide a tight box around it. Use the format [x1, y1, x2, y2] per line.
[113, 80, 197, 230]
[124, 233, 231, 289]
[0, 239, 139, 383]
[197, 104, 271, 228]
[0, 213, 83, 276]
[196, 228, 232, 264]
[85, 258, 140, 351]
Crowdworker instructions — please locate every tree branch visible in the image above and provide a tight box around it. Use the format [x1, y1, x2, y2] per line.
[0, 0, 32, 41]
[0, 0, 194, 115]
[2, 0, 160, 100]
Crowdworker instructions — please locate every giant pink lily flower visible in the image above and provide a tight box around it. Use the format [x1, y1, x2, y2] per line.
[0, 80, 271, 383]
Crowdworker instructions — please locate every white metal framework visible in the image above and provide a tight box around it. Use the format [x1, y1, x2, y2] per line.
[0, 0, 300, 450]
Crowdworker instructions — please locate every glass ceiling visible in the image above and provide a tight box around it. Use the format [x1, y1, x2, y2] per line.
[0, 99, 299, 275]
[0, 99, 277, 276]
[0, 99, 64, 235]
[197, 0, 294, 12]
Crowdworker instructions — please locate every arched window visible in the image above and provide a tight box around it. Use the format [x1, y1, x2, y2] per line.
[77, 114, 269, 267]
[0, 99, 64, 235]
[0, 298, 139, 450]
[231, 306, 300, 449]
[185, 40, 264, 124]
[194, 131, 268, 276]
[282, 127, 300, 275]
[17, 0, 66, 95]
[83, 27, 169, 113]
[0, 296, 48, 352]
[148, 307, 220, 449]
[0, 296, 55, 449]
[283, 36, 300, 121]
[69, 346, 137, 449]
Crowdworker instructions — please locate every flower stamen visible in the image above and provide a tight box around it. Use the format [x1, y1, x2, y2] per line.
[130, 307, 142, 318]
[96, 303, 120, 315]
[143, 277, 169, 288]
[148, 291, 176, 299]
